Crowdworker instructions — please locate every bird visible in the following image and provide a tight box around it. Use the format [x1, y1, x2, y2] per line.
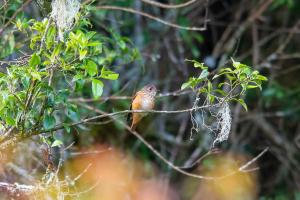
[128, 84, 157, 130]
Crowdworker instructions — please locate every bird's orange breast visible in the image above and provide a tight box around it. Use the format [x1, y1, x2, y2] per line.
[132, 92, 154, 110]
[132, 92, 143, 110]
[130, 91, 155, 130]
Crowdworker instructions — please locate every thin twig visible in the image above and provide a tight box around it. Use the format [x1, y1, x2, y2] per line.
[68, 89, 192, 103]
[73, 163, 93, 183]
[39, 18, 53, 52]
[141, 0, 198, 9]
[181, 149, 222, 169]
[95, 5, 208, 31]
[46, 103, 219, 133]
[239, 147, 269, 171]
[77, 103, 269, 180]
[69, 149, 111, 157]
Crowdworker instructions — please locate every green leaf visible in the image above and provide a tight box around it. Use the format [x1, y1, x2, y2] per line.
[29, 53, 41, 68]
[181, 77, 201, 90]
[73, 73, 84, 81]
[84, 60, 98, 76]
[0, 72, 6, 78]
[75, 79, 85, 91]
[87, 41, 102, 47]
[199, 69, 209, 79]
[231, 58, 248, 69]
[51, 140, 63, 147]
[43, 114, 56, 130]
[5, 116, 16, 126]
[100, 67, 119, 80]
[79, 49, 87, 60]
[91, 78, 103, 98]
[218, 82, 226, 88]
[55, 90, 69, 103]
[86, 31, 96, 40]
[66, 105, 80, 121]
[220, 68, 233, 73]
[46, 26, 56, 49]
[117, 39, 126, 50]
[207, 81, 212, 92]
[185, 59, 207, 69]
[199, 87, 208, 93]
[247, 85, 259, 89]
[208, 94, 215, 103]
[212, 74, 220, 80]
[256, 75, 268, 81]
[214, 89, 226, 96]
[238, 98, 248, 111]
[51, 43, 62, 61]
[63, 123, 71, 133]
[31, 72, 42, 81]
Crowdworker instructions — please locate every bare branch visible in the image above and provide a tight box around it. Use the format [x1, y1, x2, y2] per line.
[239, 147, 269, 171]
[141, 0, 198, 9]
[68, 89, 192, 103]
[0, 182, 39, 196]
[77, 103, 269, 180]
[47, 103, 219, 133]
[95, 5, 208, 31]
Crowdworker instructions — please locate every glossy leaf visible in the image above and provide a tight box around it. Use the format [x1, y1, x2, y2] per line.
[29, 53, 41, 68]
[43, 114, 56, 130]
[84, 60, 98, 76]
[92, 78, 104, 98]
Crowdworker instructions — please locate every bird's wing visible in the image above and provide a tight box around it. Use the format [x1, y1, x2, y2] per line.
[127, 92, 137, 123]
[127, 104, 133, 123]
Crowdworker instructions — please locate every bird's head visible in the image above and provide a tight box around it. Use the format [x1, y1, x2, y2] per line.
[142, 84, 158, 97]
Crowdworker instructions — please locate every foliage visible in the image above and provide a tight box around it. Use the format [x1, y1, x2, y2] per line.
[0, 0, 299, 199]
[0, 10, 138, 146]
[181, 59, 267, 111]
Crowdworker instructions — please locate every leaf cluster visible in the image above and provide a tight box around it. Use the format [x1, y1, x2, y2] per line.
[181, 59, 268, 110]
[0, 15, 138, 146]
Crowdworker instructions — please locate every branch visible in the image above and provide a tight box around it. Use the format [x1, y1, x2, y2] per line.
[77, 103, 269, 180]
[39, 18, 53, 52]
[141, 0, 198, 9]
[239, 147, 269, 171]
[0, 104, 269, 181]
[0, 182, 39, 197]
[95, 5, 208, 31]
[0, 102, 216, 150]
[68, 89, 192, 103]
[47, 103, 219, 133]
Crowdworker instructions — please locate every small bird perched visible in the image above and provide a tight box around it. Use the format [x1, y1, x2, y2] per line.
[129, 84, 157, 130]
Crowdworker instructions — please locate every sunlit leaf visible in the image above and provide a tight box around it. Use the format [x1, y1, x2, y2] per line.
[43, 114, 56, 130]
[181, 82, 191, 90]
[84, 60, 98, 76]
[92, 78, 103, 98]
[29, 53, 41, 68]
[100, 67, 119, 80]
[199, 69, 209, 79]
[51, 139, 63, 147]
[79, 49, 88, 60]
[238, 98, 248, 111]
